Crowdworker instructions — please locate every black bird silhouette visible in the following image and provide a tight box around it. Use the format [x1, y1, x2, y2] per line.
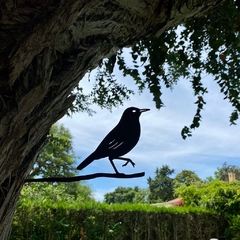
[77, 107, 150, 174]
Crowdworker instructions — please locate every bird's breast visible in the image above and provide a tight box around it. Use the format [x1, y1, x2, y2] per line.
[107, 123, 141, 157]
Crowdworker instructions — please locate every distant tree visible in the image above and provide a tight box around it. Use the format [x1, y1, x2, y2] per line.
[173, 170, 201, 189]
[133, 188, 149, 203]
[147, 165, 175, 203]
[215, 162, 240, 181]
[29, 124, 77, 178]
[28, 124, 94, 199]
[104, 186, 148, 204]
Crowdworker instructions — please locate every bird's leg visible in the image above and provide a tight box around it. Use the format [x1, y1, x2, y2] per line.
[115, 157, 136, 168]
[109, 158, 120, 174]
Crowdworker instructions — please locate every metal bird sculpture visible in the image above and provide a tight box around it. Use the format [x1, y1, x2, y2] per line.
[77, 107, 150, 174]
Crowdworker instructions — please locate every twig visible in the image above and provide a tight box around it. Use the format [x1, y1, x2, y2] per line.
[25, 172, 145, 183]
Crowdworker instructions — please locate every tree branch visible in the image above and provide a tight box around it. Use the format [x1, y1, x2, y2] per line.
[24, 172, 145, 183]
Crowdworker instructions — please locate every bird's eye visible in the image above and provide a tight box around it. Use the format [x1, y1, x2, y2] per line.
[132, 109, 136, 113]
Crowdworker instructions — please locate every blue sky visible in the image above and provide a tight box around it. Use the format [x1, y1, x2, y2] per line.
[59, 62, 240, 201]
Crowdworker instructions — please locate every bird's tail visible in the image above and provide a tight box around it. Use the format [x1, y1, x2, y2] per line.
[76, 153, 95, 170]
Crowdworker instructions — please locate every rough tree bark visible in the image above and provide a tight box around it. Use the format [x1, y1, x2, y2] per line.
[0, 0, 224, 238]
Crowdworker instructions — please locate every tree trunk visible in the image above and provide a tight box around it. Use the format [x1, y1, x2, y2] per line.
[0, 0, 224, 238]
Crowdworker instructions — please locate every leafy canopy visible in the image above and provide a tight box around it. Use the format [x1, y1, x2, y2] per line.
[73, 1, 240, 138]
[173, 170, 202, 189]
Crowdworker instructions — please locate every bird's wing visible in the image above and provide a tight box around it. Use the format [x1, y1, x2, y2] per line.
[95, 126, 125, 154]
[108, 139, 124, 150]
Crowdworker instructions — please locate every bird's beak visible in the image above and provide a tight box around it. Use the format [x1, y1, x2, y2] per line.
[140, 108, 150, 113]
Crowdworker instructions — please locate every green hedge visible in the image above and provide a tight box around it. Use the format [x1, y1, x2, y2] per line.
[11, 202, 226, 240]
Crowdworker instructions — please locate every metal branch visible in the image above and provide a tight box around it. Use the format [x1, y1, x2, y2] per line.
[24, 172, 145, 183]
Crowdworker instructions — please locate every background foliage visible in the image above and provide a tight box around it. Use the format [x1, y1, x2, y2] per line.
[16, 153, 240, 239]
[12, 201, 225, 240]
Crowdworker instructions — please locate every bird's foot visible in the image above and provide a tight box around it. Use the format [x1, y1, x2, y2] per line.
[122, 159, 136, 168]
